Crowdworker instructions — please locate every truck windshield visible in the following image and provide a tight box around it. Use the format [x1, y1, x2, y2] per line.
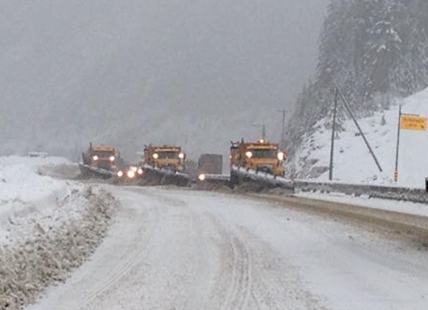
[250, 149, 277, 159]
[93, 151, 114, 158]
[157, 151, 180, 159]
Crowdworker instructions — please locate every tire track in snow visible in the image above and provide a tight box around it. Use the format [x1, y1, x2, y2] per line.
[233, 227, 329, 310]
[218, 232, 253, 310]
[75, 203, 161, 310]
[28, 187, 332, 310]
[75, 254, 140, 308]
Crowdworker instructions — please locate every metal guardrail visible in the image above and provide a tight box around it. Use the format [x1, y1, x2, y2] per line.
[294, 180, 428, 204]
[202, 167, 428, 204]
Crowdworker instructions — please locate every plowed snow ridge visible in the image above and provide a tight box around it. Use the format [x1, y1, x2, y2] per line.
[0, 186, 115, 310]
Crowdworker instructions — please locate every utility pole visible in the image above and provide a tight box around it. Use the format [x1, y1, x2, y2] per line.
[277, 109, 286, 149]
[329, 88, 339, 181]
[337, 87, 383, 172]
[252, 123, 266, 141]
[262, 124, 266, 141]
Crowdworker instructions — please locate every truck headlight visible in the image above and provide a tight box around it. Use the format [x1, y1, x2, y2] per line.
[245, 151, 253, 158]
[127, 170, 136, 179]
[92, 155, 99, 161]
[178, 152, 185, 159]
[137, 168, 143, 175]
[153, 153, 159, 159]
[198, 174, 206, 181]
[277, 152, 285, 161]
[109, 156, 115, 162]
[117, 171, 123, 177]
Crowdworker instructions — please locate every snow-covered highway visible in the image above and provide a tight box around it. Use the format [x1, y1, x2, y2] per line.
[26, 186, 428, 310]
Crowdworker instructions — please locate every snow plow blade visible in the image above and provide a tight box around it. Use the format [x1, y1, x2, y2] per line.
[139, 166, 190, 187]
[196, 174, 231, 190]
[79, 164, 115, 179]
[230, 166, 295, 193]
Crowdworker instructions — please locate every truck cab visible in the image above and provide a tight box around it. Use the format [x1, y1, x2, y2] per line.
[83, 144, 118, 172]
[143, 145, 186, 172]
[230, 139, 286, 177]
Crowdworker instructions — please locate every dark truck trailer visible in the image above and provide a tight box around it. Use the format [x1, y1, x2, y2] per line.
[198, 154, 223, 175]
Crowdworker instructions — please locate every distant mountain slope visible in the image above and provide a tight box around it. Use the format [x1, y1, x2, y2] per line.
[0, 0, 328, 161]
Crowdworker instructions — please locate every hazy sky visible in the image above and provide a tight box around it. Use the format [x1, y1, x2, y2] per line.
[0, 0, 328, 159]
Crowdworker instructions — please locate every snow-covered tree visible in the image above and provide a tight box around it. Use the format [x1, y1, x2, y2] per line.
[287, 0, 428, 154]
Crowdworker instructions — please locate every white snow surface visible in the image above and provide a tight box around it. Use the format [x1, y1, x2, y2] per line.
[0, 156, 69, 201]
[295, 190, 428, 218]
[292, 87, 428, 188]
[27, 186, 428, 310]
[0, 156, 75, 244]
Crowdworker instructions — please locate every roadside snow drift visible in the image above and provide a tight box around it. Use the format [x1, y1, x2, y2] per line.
[0, 156, 69, 203]
[0, 157, 116, 310]
[0, 156, 72, 245]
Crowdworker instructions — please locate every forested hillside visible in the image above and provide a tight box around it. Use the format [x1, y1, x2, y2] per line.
[287, 0, 428, 154]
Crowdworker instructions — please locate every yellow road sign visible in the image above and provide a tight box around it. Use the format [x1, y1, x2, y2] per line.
[400, 115, 427, 131]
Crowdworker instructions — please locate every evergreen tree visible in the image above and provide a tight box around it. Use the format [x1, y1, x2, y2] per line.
[287, 0, 428, 155]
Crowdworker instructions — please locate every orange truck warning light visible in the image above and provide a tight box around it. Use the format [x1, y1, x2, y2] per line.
[400, 115, 427, 131]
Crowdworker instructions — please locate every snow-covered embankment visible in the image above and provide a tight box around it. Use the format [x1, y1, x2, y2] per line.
[291, 87, 428, 188]
[0, 157, 116, 310]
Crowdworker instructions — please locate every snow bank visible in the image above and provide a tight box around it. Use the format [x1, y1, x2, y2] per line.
[0, 156, 72, 245]
[292, 87, 428, 188]
[0, 156, 117, 310]
[0, 156, 70, 202]
[0, 186, 116, 310]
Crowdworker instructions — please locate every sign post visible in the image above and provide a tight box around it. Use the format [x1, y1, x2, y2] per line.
[394, 106, 402, 182]
[394, 107, 427, 182]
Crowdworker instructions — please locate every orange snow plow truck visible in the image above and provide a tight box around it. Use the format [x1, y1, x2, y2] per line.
[80, 143, 119, 178]
[230, 139, 286, 177]
[143, 145, 186, 172]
